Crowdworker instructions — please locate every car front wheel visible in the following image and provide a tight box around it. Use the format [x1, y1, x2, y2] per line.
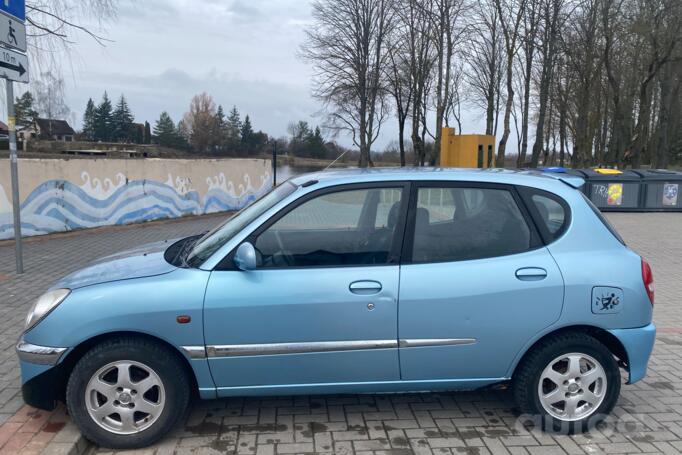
[513, 332, 621, 433]
[66, 337, 190, 449]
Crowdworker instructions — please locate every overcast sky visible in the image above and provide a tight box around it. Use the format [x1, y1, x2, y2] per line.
[36, 0, 492, 151]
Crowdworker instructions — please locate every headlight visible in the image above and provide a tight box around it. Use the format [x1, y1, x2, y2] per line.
[25, 289, 70, 331]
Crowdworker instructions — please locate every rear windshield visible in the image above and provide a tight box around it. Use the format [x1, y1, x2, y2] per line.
[581, 193, 626, 245]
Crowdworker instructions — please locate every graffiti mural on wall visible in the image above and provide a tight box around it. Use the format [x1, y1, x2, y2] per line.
[0, 159, 272, 239]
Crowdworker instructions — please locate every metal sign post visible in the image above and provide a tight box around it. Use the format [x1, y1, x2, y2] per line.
[1, 0, 26, 274]
[7, 80, 21, 273]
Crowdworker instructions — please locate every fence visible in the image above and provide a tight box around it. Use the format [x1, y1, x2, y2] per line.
[0, 158, 272, 239]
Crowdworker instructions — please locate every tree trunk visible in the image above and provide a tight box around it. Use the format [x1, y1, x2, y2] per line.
[398, 116, 407, 167]
[496, 55, 514, 167]
[517, 52, 533, 167]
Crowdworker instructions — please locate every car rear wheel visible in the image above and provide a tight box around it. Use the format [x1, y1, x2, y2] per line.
[513, 332, 621, 433]
[66, 337, 190, 449]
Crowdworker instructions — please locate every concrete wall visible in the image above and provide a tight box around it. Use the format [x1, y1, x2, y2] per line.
[0, 158, 272, 239]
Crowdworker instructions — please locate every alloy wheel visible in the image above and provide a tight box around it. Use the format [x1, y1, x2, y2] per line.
[85, 360, 165, 435]
[538, 352, 607, 422]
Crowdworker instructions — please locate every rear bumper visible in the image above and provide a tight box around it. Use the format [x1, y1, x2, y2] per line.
[608, 323, 656, 384]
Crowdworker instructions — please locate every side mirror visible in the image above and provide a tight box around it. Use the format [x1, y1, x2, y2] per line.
[234, 242, 257, 271]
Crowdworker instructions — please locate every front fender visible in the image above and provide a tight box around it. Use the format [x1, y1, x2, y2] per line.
[22, 268, 214, 393]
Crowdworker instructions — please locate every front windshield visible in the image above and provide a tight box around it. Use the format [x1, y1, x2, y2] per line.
[186, 181, 297, 267]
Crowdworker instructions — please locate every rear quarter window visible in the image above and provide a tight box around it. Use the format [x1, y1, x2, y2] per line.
[518, 187, 570, 243]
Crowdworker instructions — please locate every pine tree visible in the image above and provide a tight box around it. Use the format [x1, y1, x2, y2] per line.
[94, 92, 113, 142]
[175, 120, 191, 150]
[308, 126, 327, 158]
[82, 98, 97, 140]
[143, 121, 152, 144]
[111, 95, 135, 142]
[240, 114, 255, 153]
[133, 124, 144, 144]
[214, 105, 227, 154]
[153, 111, 177, 147]
[14, 92, 37, 127]
[215, 105, 226, 129]
[226, 106, 242, 153]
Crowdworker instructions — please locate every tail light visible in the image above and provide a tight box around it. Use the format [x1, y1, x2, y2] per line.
[641, 258, 654, 305]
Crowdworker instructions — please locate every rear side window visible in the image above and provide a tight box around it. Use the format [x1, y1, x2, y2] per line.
[518, 187, 570, 243]
[532, 194, 566, 235]
[411, 186, 533, 263]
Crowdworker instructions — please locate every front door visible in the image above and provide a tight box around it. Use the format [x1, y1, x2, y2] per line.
[204, 183, 409, 391]
[398, 183, 565, 380]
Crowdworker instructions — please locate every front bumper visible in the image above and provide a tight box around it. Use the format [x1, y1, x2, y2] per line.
[16, 340, 67, 365]
[608, 323, 656, 384]
[17, 338, 69, 411]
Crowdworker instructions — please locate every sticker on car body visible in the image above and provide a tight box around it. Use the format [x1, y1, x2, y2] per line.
[592, 287, 623, 314]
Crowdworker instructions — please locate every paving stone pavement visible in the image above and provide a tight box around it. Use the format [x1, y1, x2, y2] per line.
[0, 212, 679, 454]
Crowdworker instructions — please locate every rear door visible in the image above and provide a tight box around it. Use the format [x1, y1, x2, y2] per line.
[398, 182, 564, 380]
[204, 183, 410, 390]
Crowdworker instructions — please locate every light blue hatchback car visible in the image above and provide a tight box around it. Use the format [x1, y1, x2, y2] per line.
[17, 169, 655, 448]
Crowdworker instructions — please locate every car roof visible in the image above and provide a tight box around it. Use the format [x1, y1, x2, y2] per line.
[290, 167, 584, 192]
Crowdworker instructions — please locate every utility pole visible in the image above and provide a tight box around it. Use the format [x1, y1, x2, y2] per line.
[7, 80, 23, 273]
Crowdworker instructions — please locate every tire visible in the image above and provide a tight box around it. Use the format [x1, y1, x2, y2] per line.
[66, 337, 190, 449]
[513, 331, 621, 433]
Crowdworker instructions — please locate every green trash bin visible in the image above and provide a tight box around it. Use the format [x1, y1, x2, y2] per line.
[581, 169, 643, 211]
[633, 169, 682, 211]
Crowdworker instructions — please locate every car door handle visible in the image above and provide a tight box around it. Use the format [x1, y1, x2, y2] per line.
[349, 281, 383, 295]
[515, 267, 548, 281]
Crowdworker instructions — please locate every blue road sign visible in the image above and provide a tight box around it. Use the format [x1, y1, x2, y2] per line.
[0, 0, 24, 23]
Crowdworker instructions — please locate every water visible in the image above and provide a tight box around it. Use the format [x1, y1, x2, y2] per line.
[275, 165, 327, 183]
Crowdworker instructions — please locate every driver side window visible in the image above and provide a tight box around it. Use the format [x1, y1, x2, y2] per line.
[254, 187, 403, 268]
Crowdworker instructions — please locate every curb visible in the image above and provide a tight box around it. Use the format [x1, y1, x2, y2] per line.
[42, 421, 89, 455]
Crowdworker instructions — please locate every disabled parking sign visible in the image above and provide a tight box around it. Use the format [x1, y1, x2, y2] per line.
[663, 183, 678, 207]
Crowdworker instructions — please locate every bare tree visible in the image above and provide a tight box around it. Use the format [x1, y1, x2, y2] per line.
[32, 73, 70, 121]
[493, 0, 527, 167]
[627, 0, 681, 167]
[445, 59, 466, 132]
[397, 0, 436, 166]
[27, 0, 119, 71]
[301, 0, 394, 167]
[385, 8, 414, 166]
[562, 0, 603, 167]
[515, 0, 540, 166]
[653, 48, 682, 168]
[182, 93, 218, 154]
[465, 0, 505, 137]
[528, 0, 565, 167]
[430, 0, 467, 161]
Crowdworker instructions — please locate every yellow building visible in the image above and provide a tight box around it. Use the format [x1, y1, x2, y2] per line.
[440, 128, 496, 168]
